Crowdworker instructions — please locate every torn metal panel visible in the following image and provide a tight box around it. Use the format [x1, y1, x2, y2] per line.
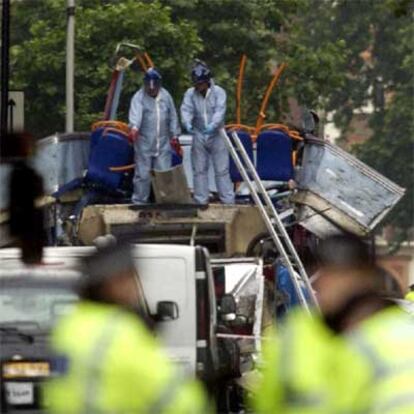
[211, 258, 265, 360]
[294, 137, 405, 235]
[296, 204, 344, 238]
[33, 132, 90, 195]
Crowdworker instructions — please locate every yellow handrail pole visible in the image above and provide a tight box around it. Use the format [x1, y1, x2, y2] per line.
[236, 54, 247, 125]
[135, 54, 148, 71]
[254, 62, 287, 139]
[144, 52, 154, 69]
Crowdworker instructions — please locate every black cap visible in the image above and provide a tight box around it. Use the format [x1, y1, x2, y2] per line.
[316, 234, 373, 269]
[80, 243, 135, 287]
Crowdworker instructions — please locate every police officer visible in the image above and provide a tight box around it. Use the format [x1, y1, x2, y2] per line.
[331, 271, 414, 413]
[181, 61, 234, 205]
[129, 68, 180, 204]
[253, 235, 414, 413]
[251, 235, 379, 413]
[44, 243, 208, 413]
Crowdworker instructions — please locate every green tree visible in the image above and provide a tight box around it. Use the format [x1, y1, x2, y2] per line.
[12, 0, 348, 134]
[354, 18, 414, 243]
[161, 0, 348, 126]
[317, 0, 413, 239]
[11, 0, 201, 137]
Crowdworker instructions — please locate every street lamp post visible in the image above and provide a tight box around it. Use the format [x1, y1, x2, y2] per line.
[66, 0, 75, 133]
[1, 0, 10, 136]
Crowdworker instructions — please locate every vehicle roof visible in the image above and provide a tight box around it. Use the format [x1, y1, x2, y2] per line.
[0, 244, 198, 280]
[0, 243, 197, 261]
[0, 274, 79, 290]
[0, 262, 81, 288]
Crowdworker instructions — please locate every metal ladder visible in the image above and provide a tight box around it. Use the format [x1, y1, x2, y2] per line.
[219, 129, 319, 313]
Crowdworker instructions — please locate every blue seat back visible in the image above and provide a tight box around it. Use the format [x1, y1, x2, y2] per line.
[89, 127, 101, 152]
[256, 130, 293, 181]
[275, 264, 311, 319]
[86, 128, 133, 191]
[228, 130, 253, 182]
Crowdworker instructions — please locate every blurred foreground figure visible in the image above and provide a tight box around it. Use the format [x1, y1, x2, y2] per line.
[336, 287, 414, 411]
[252, 234, 414, 413]
[44, 244, 209, 414]
[1, 132, 45, 263]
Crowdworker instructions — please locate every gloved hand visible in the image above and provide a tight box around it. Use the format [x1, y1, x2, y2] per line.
[170, 137, 183, 158]
[203, 124, 215, 136]
[128, 127, 139, 143]
[184, 122, 193, 133]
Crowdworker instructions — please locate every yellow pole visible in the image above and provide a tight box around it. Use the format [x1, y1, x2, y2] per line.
[254, 62, 287, 139]
[236, 54, 247, 125]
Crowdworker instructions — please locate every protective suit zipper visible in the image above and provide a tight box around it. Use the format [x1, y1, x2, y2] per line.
[203, 89, 211, 128]
[155, 95, 161, 156]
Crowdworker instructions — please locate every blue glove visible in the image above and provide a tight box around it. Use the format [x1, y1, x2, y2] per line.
[185, 122, 193, 133]
[203, 124, 215, 135]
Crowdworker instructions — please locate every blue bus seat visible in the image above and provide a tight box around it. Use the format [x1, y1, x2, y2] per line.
[256, 130, 294, 181]
[228, 130, 254, 182]
[86, 128, 133, 191]
[89, 127, 101, 152]
[275, 263, 311, 319]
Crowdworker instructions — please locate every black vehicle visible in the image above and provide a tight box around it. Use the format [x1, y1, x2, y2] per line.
[0, 268, 79, 413]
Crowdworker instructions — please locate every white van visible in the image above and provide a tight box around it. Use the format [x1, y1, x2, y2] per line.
[0, 244, 219, 380]
[0, 245, 264, 412]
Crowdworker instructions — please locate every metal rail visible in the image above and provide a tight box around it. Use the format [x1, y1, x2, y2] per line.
[220, 129, 319, 312]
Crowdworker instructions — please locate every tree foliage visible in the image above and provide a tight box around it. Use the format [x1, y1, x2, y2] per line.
[11, 0, 348, 134]
[162, 0, 348, 125]
[11, 0, 201, 135]
[319, 0, 413, 239]
[286, 0, 413, 239]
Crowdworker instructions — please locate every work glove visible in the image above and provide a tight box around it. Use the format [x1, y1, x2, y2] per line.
[184, 122, 193, 134]
[203, 124, 215, 136]
[170, 137, 183, 158]
[128, 127, 139, 143]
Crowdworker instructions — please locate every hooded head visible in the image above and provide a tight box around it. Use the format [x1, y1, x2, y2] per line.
[144, 67, 162, 97]
[191, 61, 211, 94]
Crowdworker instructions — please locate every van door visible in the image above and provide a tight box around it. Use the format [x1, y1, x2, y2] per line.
[195, 246, 219, 382]
[131, 244, 197, 377]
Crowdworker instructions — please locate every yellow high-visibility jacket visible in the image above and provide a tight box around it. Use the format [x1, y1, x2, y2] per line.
[405, 291, 414, 302]
[252, 306, 414, 414]
[251, 310, 347, 414]
[344, 306, 414, 413]
[44, 301, 209, 414]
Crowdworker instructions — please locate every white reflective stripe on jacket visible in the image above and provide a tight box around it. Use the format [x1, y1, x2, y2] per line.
[346, 306, 414, 413]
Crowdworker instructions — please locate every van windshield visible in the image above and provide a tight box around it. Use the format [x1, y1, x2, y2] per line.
[0, 286, 78, 332]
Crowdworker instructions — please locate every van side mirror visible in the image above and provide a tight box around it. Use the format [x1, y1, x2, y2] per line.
[219, 294, 249, 326]
[220, 294, 237, 321]
[155, 301, 179, 322]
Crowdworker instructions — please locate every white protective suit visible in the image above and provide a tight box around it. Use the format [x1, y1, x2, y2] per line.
[180, 81, 235, 204]
[129, 87, 180, 203]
